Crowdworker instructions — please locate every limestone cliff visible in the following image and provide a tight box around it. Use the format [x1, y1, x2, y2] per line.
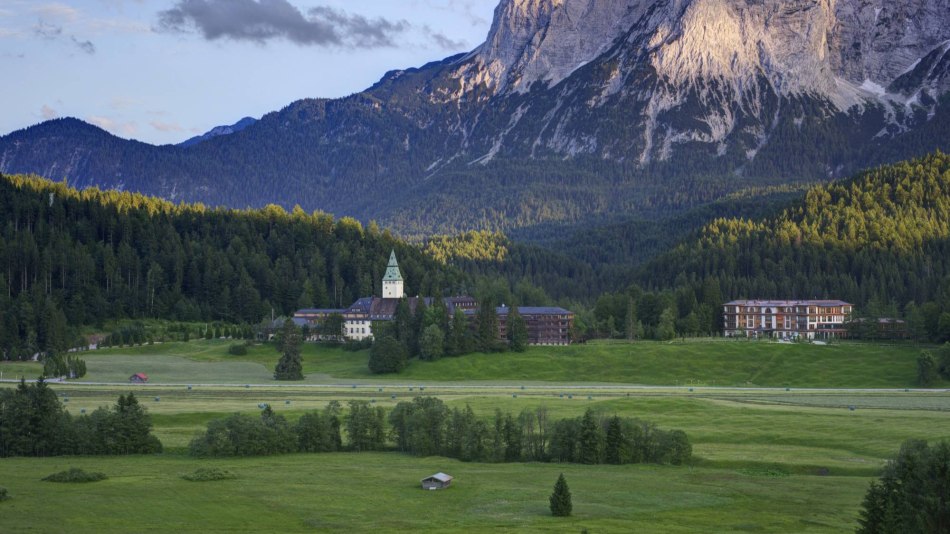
[441, 0, 950, 163]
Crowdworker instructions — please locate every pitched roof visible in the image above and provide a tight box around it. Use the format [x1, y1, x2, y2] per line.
[382, 250, 403, 282]
[422, 472, 453, 483]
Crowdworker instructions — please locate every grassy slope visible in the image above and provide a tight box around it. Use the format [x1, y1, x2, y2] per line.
[4, 338, 938, 388]
[0, 452, 869, 533]
[0, 385, 947, 532]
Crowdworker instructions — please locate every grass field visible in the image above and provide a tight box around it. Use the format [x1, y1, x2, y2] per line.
[1, 383, 947, 532]
[1, 339, 948, 532]
[0, 452, 871, 533]
[1, 338, 941, 388]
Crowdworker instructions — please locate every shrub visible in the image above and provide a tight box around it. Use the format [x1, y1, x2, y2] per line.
[368, 336, 408, 374]
[917, 352, 937, 387]
[342, 337, 372, 352]
[182, 467, 237, 482]
[0, 487, 8, 501]
[42, 468, 108, 483]
[228, 343, 248, 356]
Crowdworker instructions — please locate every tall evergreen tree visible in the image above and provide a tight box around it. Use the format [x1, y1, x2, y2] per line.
[549, 473, 573, 517]
[274, 319, 304, 380]
[578, 409, 604, 464]
[448, 310, 472, 356]
[507, 305, 528, 352]
[476, 298, 500, 352]
[605, 416, 627, 464]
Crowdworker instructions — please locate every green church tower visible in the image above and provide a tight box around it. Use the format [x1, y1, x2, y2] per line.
[382, 250, 404, 299]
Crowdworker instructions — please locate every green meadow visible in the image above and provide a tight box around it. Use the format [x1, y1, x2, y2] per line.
[1, 339, 948, 532]
[2, 338, 939, 388]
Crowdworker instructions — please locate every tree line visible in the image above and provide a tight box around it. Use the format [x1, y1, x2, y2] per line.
[366, 296, 529, 374]
[189, 396, 692, 466]
[0, 173, 466, 361]
[0, 380, 161, 457]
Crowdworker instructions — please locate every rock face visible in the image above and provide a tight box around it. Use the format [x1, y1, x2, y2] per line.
[443, 0, 950, 163]
[1, 0, 949, 235]
[461, 0, 950, 101]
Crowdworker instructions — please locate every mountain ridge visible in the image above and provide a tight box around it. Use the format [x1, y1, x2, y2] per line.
[2, 0, 949, 236]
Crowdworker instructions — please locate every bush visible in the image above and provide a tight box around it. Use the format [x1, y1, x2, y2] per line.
[342, 337, 372, 352]
[42, 468, 108, 483]
[181, 467, 237, 482]
[917, 352, 937, 386]
[0, 487, 8, 501]
[228, 343, 248, 356]
[368, 336, 408, 374]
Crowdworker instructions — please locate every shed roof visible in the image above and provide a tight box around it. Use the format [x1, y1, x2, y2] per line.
[422, 472, 453, 483]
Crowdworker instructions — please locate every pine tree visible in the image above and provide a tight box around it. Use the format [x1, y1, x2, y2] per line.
[476, 298, 500, 352]
[507, 305, 528, 352]
[274, 319, 304, 380]
[578, 408, 604, 464]
[448, 311, 471, 356]
[549, 473, 573, 517]
[605, 416, 626, 464]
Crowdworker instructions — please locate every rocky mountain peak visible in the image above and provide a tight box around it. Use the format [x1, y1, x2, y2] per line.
[454, 0, 645, 94]
[452, 0, 950, 108]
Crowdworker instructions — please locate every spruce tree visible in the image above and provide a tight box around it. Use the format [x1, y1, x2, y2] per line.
[274, 319, 304, 380]
[605, 416, 626, 464]
[549, 473, 573, 517]
[578, 409, 604, 464]
[507, 305, 528, 352]
[476, 298, 500, 352]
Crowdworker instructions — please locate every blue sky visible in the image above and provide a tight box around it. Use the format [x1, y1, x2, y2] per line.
[0, 0, 497, 145]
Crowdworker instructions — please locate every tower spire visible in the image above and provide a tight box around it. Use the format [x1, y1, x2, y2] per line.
[382, 249, 404, 298]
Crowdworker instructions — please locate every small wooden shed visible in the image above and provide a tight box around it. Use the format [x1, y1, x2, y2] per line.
[421, 472, 453, 490]
[129, 373, 149, 383]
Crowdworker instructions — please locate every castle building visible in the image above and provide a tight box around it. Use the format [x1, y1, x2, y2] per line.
[723, 299, 853, 339]
[294, 250, 574, 345]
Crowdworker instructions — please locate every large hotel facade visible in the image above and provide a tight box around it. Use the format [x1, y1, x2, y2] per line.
[723, 300, 853, 339]
[295, 251, 574, 345]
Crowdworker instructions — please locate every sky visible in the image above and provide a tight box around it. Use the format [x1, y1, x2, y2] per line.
[0, 0, 497, 145]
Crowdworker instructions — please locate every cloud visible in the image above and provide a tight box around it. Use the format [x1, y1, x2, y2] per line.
[414, 0, 491, 27]
[422, 26, 467, 50]
[150, 120, 184, 132]
[34, 20, 63, 39]
[33, 3, 80, 22]
[41, 105, 58, 120]
[156, 0, 409, 48]
[71, 35, 95, 54]
[87, 115, 138, 137]
[110, 97, 142, 110]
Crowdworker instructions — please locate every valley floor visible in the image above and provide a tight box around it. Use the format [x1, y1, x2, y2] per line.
[1, 339, 947, 532]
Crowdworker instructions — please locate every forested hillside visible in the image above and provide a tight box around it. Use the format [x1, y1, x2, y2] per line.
[0, 174, 465, 360]
[619, 153, 950, 337]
